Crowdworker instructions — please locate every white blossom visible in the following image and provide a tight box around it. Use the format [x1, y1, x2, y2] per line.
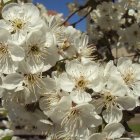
[92, 78, 136, 124]
[0, 28, 24, 74]
[88, 123, 125, 140]
[59, 60, 103, 104]
[23, 29, 59, 72]
[0, 3, 43, 44]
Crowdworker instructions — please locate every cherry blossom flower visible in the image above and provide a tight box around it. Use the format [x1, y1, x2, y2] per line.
[59, 60, 103, 104]
[92, 78, 136, 124]
[0, 28, 24, 74]
[88, 123, 125, 140]
[0, 3, 43, 44]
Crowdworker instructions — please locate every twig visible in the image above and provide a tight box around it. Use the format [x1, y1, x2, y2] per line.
[71, 8, 93, 27]
[61, 5, 87, 26]
[115, 44, 118, 64]
[104, 35, 114, 61]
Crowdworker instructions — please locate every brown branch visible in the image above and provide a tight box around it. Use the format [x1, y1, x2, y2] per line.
[103, 35, 115, 61]
[60, 0, 102, 26]
[71, 8, 93, 27]
[61, 5, 87, 26]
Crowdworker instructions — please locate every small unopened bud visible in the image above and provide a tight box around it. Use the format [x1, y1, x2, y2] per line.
[67, 2, 78, 13]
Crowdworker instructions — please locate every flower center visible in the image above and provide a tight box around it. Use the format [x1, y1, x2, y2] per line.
[30, 45, 40, 55]
[122, 71, 135, 86]
[105, 95, 114, 102]
[0, 42, 8, 56]
[103, 93, 116, 109]
[61, 40, 71, 51]
[75, 76, 87, 89]
[10, 18, 25, 33]
[11, 19, 25, 29]
[24, 73, 43, 91]
[77, 80, 85, 87]
[27, 44, 48, 61]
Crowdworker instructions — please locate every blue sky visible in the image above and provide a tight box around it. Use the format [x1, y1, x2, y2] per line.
[33, 0, 86, 31]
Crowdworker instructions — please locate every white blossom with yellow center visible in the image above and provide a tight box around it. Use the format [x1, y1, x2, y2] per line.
[59, 60, 103, 104]
[47, 101, 102, 137]
[39, 77, 70, 117]
[0, 3, 43, 44]
[23, 30, 59, 72]
[92, 78, 136, 124]
[2, 62, 54, 103]
[0, 28, 24, 74]
[88, 123, 125, 140]
[74, 34, 96, 64]
[117, 58, 140, 98]
[56, 26, 79, 58]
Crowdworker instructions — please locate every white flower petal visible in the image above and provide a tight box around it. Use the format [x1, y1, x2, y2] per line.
[43, 77, 56, 92]
[44, 46, 59, 66]
[2, 73, 23, 90]
[39, 97, 49, 111]
[0, 28, 10, 41]
[83, 62, 99, 79]
[26, 59, 44, 74]
[8, 43, 25, 61]
[88, 133, 105, 140]
[133, 64, 140, 80]
[45, 32, 55, 47]
[66, 60, 84, 78]
[59, 73, 75, 92]
[92, 98, 104, 114]
[102, 106, 122, 123]
[39, 119, 53, 125]
[103, 123, 125, 139]
[70, 90, 92, 104]
[19, 60, 44, 74]
[22, 3, 40, 25]
[24, 87, 40, 104]
[88, 77, 104, 92]
[132, 82, 140, 96]
[77, 103, 102, 127]
[116, 96, 136, 110]
[87, 112, 102, 127]
[0, 56, 18, 74]
[2, 3, 20, 20]
[11, 31, 26, 45]
[117, 57, 132, 68]
[26, 30, 46, 46]
[117, 57, 132, 75]
[0, 20, 12, 32]
[48, 96, 71, 123]
[106, 79, 126, 97]
[104, 61, 123, 82]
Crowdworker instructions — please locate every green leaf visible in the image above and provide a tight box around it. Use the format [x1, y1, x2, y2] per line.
[1, 136, 12, 140]
[3, 0, 14, 6]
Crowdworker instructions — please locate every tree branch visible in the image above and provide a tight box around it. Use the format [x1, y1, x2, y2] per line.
[61, 5, 88, 26]
[71, 8, 93, 27]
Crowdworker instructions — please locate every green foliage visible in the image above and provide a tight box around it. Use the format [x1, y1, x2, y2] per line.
[1, 136, 12, 140]
[129, 124, 140, 134]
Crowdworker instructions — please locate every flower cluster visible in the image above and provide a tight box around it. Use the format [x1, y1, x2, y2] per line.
[0, 1, 139, 140]
[90, 0, 140, 56]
